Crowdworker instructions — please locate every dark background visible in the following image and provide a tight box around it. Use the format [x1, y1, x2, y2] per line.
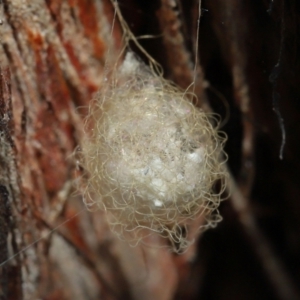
[119, 0, 300, 299]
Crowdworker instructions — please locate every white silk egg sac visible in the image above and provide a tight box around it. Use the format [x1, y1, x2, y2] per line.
[80, 52, 228, 251]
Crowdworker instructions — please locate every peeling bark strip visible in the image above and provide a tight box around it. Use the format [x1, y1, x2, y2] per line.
[0, 69, 11, 290]
[0, 185, 9, 300]
[157, 0, 194, 88]
[156, 0, 209, 115]
[0, 68, 22, 300]
[0, 68, 13, 140]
